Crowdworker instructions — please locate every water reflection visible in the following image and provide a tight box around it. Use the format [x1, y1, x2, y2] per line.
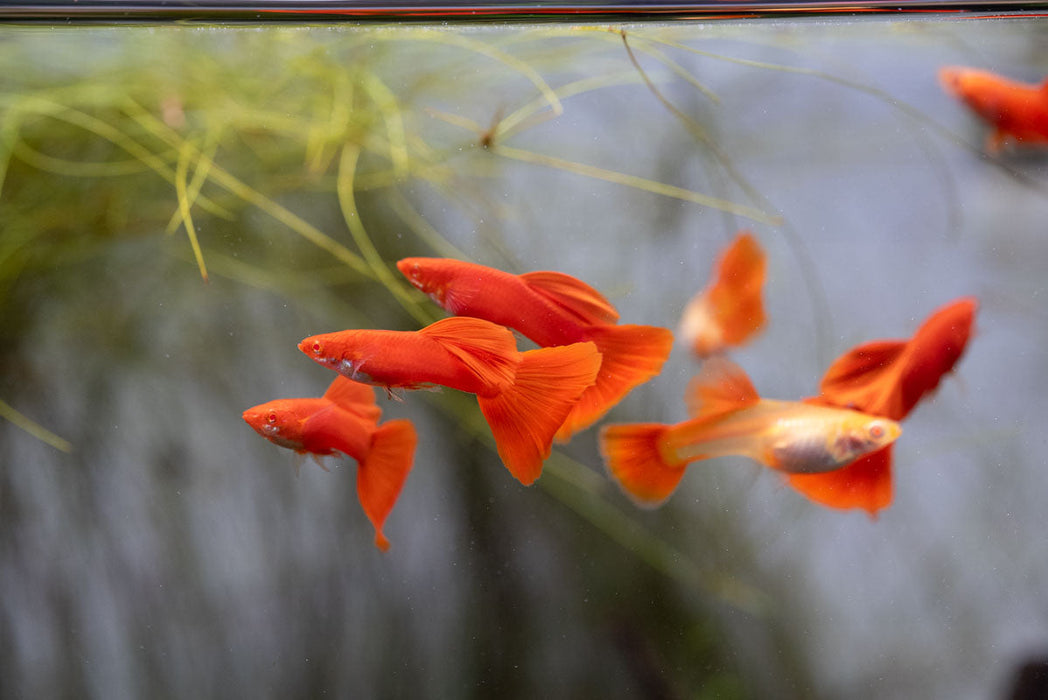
[1, 17, 1047, 699]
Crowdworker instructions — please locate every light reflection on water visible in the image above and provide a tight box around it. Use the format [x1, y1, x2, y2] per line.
[1, 15, 1047, 699]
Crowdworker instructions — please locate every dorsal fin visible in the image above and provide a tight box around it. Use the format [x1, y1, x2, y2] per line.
[820, 340, 907, 393]
[323, 376, 381, 426]
[685, 357, 760, 419]
[418, 316, 519, 389]
[817, 340, 907, 416]
[521, 270, 620, 326]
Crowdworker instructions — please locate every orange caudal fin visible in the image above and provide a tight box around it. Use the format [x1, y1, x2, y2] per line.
[477, 341, 601, 486]
[323, 376, 382, 426]
[356, 419, 417, 551]
[680, 231, 766, 358]
[787, 446, 893, 516]
[685, 357, 761, 420]
[708, 232, 767, 346]
[555, 324, 674, 442]
[716, 233, 767, 345]
[419, 316, 520, 391]
[520, 270, 621, 326]
[599, 423, 685, 507]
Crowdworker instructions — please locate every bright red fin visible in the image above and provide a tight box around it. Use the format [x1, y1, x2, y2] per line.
[786, 446, 893, 516]
[477, 341, 601, 485]
[599, 423, 685, 507]
[818, 340, 907, 416]
[323, 376, 381, 426]
[894, 297, 977, 420]
[419, 316, 520, 392]
[521, 270, 620, 326]
[356, 419, 417, 551]
[555, 324, 673, 442]
[685, 357, 760, 419]
[819, 297, 976, 421]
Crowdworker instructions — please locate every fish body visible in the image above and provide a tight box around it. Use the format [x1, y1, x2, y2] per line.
[600, 358, 900, 506]
[243, 396, 371, 456]
[663, 399, 898, 475]
[301, 321, 514, 396]
[788, 297, 978, 515]
[939, 66, 1048, 152]
[243, 376, 416, 551]
[300, 316, 601, 486]
[679, 231, 767, 358]
[397, 257, 673, 440]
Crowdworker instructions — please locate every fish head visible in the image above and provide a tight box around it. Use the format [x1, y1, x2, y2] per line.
[829, 415, 902, 466]
[938, 66, 1008, 120]
[769, 411, 901, 474]
[242, 401, 306, 450]
[396, 257, 452, 306]
[938, 66, 971, 99]
[299, 333, 374, 383]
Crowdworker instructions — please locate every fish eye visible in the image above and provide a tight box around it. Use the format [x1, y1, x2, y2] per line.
[868, 422, 885, 439]
[311, 342, 322, 355]
[267, 413, 278, 424]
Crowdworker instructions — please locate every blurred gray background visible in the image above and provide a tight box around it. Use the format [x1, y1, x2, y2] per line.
[1, 17, 1046, 699]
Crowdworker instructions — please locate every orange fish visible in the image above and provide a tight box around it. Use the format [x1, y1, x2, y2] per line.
[242, 376, 417, 551]
[600, 358, 901, 507]
[396, 257, 673, 441]
[788, 297, 978, 515]
[679, 231, 767, 359]
[299, 316, 601, 486]
[939, 66, 1048, 153]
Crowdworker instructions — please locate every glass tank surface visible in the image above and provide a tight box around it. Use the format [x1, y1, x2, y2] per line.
[1, 7, 1046, 699]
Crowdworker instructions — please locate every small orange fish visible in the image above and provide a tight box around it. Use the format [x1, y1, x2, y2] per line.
[679, 231, 767, 359]
[939, 66, 1048, 153]
[299, 316, 601, 486]
[788, 297, 978, 515]
[396, 257, 673, 441]
[600, 358, 901, 507]
[242, 376, 417, 551]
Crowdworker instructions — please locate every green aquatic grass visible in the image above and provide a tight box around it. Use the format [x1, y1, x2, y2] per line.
[0, 398, 72, 453]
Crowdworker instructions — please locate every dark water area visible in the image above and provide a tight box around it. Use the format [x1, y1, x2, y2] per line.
[1, 14, 1047, 699]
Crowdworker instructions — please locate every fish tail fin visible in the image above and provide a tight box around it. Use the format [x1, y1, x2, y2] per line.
[679, 231, 766, 358]
[786, 446, 893, 517]
[555, 324, 673, 441]
[356, 419, 417, 551]
[477, 341, 601, 485]
[599, 423, 685, 507]
[711, 231, 767, 347]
